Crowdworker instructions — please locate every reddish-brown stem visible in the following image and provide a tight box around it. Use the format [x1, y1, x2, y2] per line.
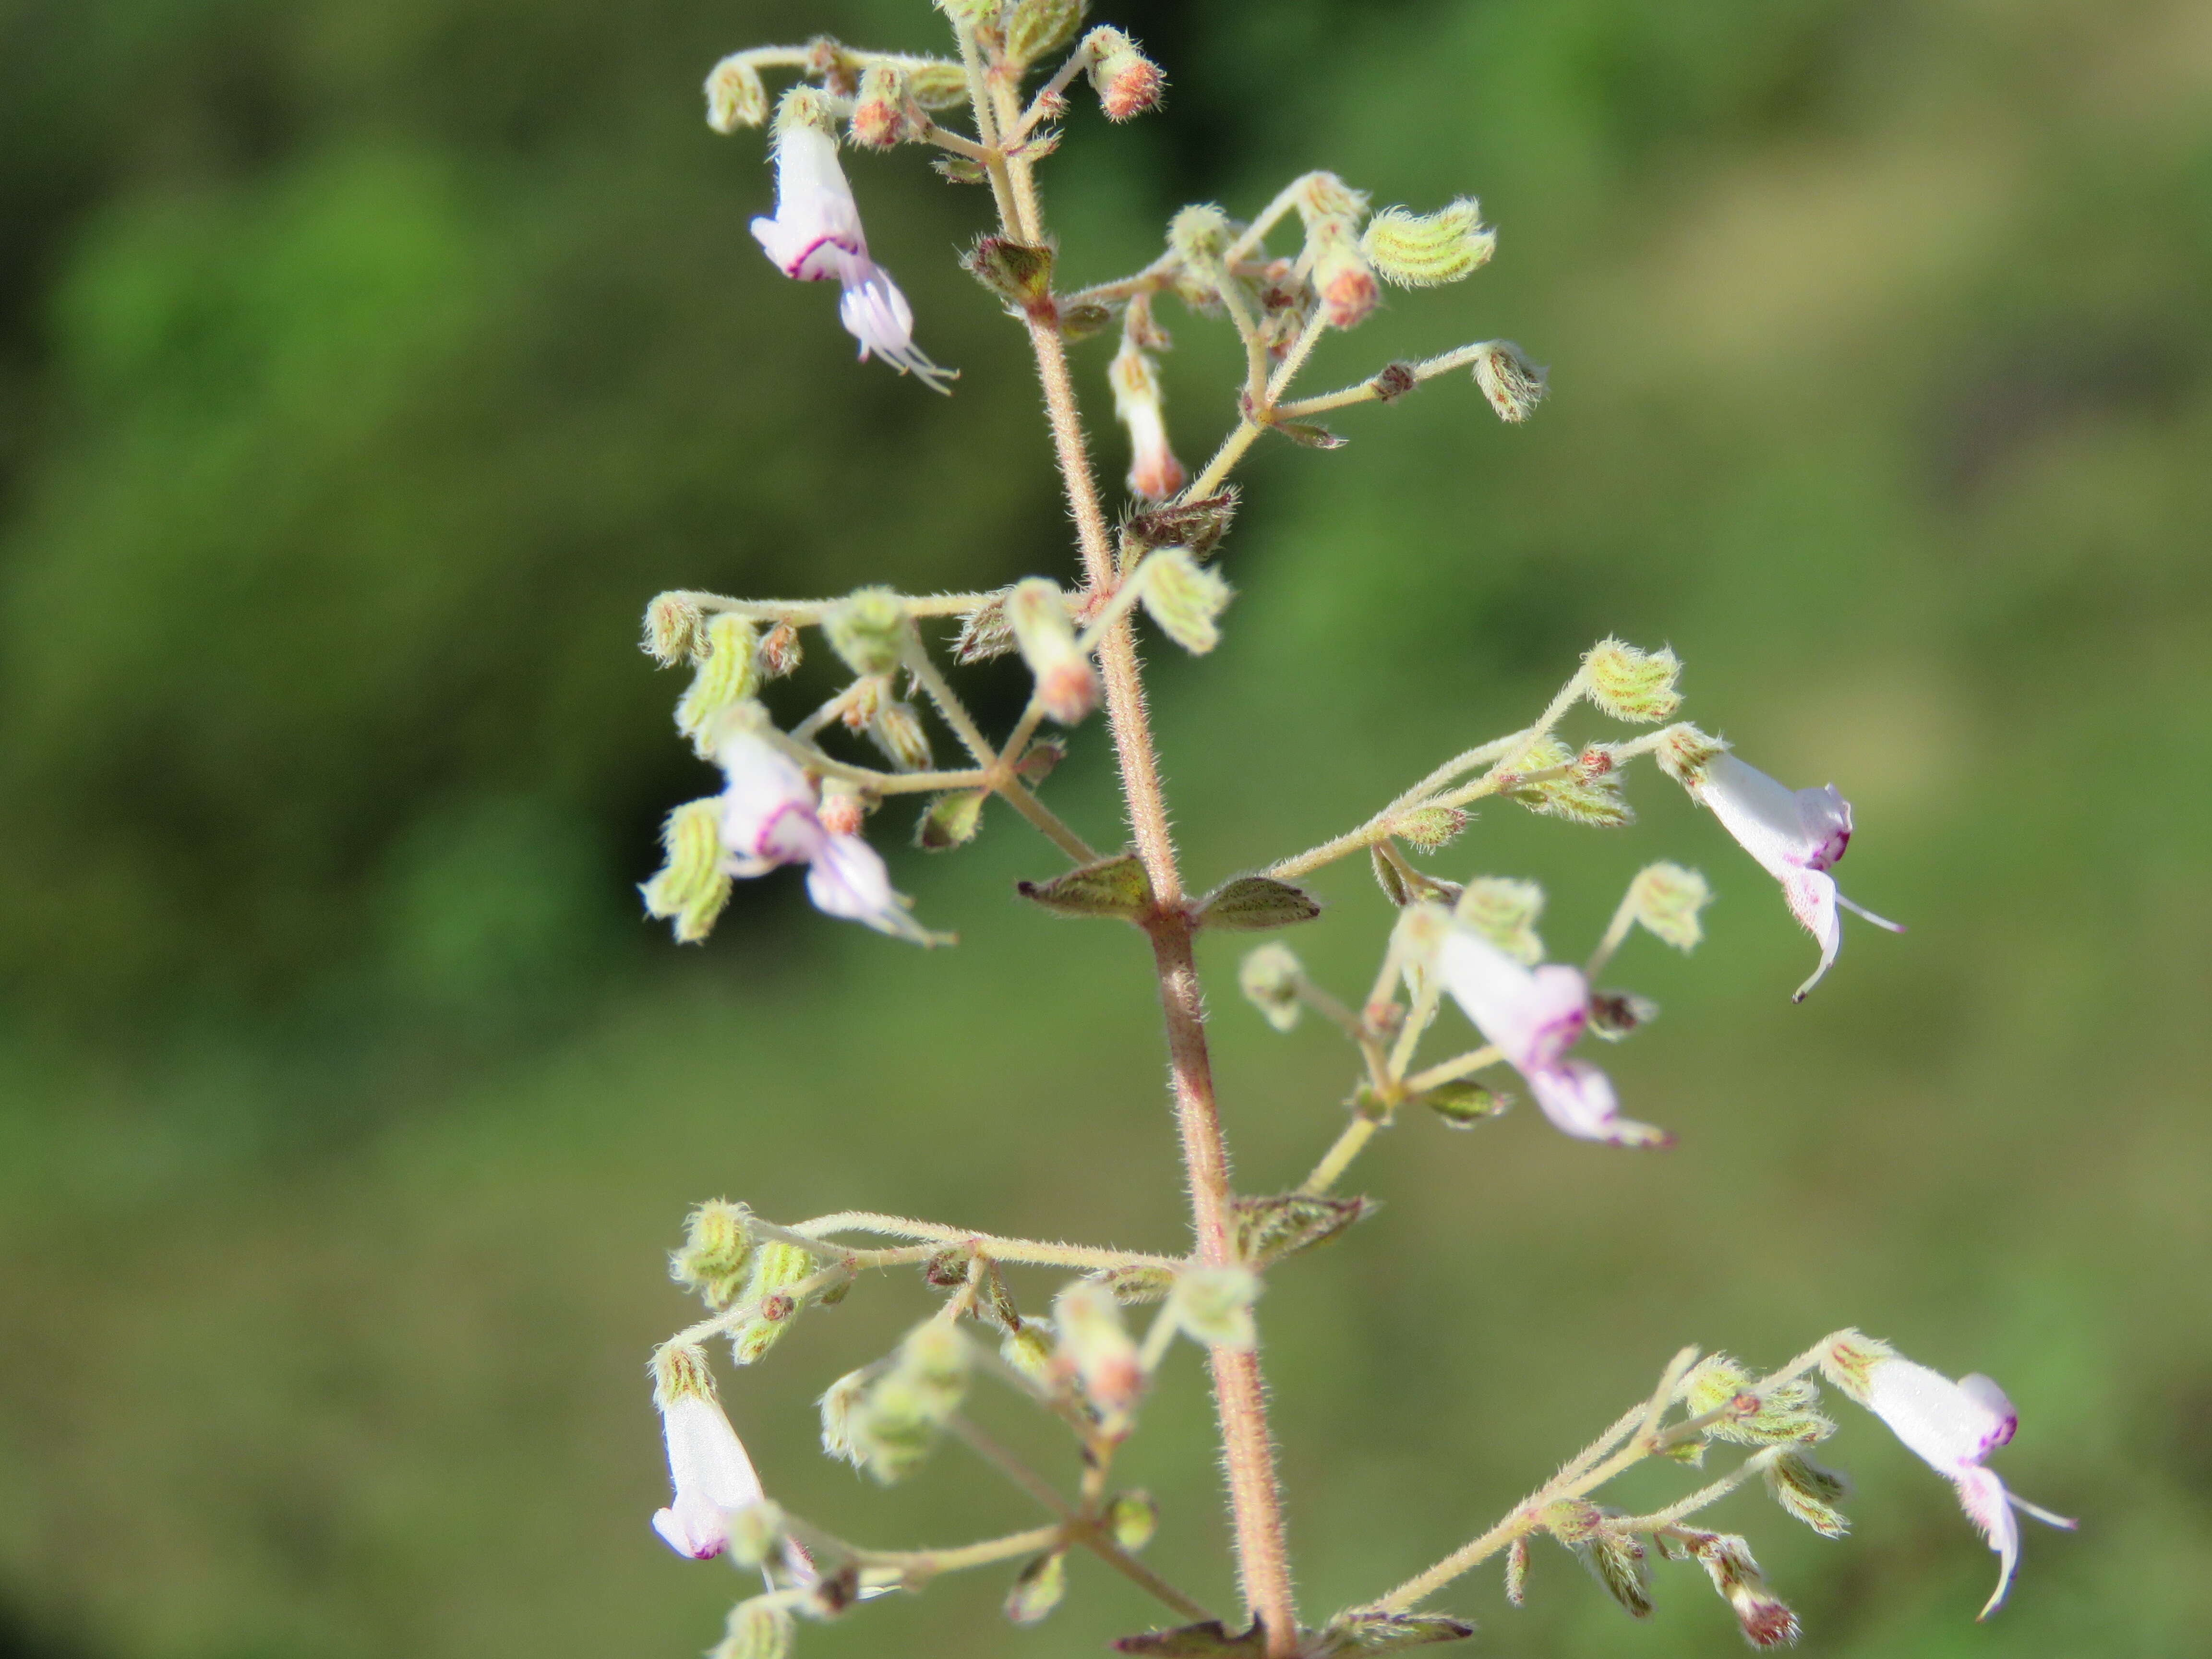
[1022, 304, 1300, 1653]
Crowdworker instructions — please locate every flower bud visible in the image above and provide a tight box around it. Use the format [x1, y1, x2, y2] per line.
[1003, 1549, 1068, 1625]
[644, 592, 707, 664]
[1683, 1355, 1835, 1446]
[819, 1366, 873, 1465]
[758, 620, 803, 678]
[704, 56, 770, 133]
[853, 1320, 973, 1483]
[730, 1241, 819, 1365]
[904, 59, 970, 108]
[953, 589, 1018, 663]
[1504, 1537, 1530, 1607]
[1360, 199, 1496, 288]
[1110, 340, 1187, 502]
[1627, 862, 1711, 952]
[722, 1500, 789, 1571]
[1422, 1080, 1511, 1127]
[1583, 637, 1682, 722]
[917, 790, 986, 850]
[1501, 735, 1630, 825]
[669, 1199, 754, 1308]
[1169, 1265, 1259, 1349]
[641, 799, 734, 945]
[1686, 1532, 1801, 1649]
[1453, 876, 1546, 965]
[1237, 942, 1303, 1032]
[817, 786, 867, 839]
[867, 699, 934, 771]
[1052, 1280, 1142, 1411]
[935, 0, 1001, 28]
[714, 1599, 795, 1659]
[676, 614, 762, 755]
[999, 1322, 1056, 1386]
[1393, 805, 1467, 853]
[1167, 204, 1233, 270]
[1119, 489, 1238, 564]
[1107, 1491, 1159, 1551]
[824, 587, 908, 676]
[850, 62, 926, 148]
[1310, 235, 1379, 331]
[1085, 28, 1164, 120]
[1136, 548, 1232, 654]
[1006, 0, 1089, 67]
[772, 84, 842, 142]
[1586, 990, 1658, 1041]
[1470, 341, 1547, 423]
[1006, 577, 1099, 724]
[1763, 1450, 1851, 1537]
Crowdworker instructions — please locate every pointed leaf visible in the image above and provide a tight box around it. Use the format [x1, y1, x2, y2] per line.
[1309, 1613, 1477, 1656]
[1197, 876, 1322, 932]
[1276, 421, 1347, 449]
[1112, 1622, 1267, 1657]
[1420, 1082, 1511, 1128]
[1017, 854, 1154, 921]
[1233, 1193, 1372, 1268]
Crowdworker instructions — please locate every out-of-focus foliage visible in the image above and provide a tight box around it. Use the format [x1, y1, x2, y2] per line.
[1, 1, 2207, 1658]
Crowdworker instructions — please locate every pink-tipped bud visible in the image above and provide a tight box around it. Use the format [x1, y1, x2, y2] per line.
[1006, 578, 1098, 725]
[817, 789, 866, 839]
[1084, 28, 1163, 121]
[849, 63, 925, 149]
[1109, 339, 1186, 501]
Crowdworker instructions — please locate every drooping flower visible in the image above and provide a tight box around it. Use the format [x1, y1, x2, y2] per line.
[1664, 738, 1901, 1001]
[1435, 923, 1670, 1148]
[1109, 339, 1186, 502]
[1823, 1335, 2076, 1619]
[749, 109, 953, 392]
[714, 728, 945, 945]
[652, 1389, 766, 1560]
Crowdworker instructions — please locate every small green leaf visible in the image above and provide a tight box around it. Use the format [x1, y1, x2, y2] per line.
[1309, 1612, 1477, 1656]
[1232, 1193, 1372, 1268]
[1197, 876, 1322, 931]
[1276, 421, 1348, 449]
[1111, 1622, 1267, 1657]
[1017, 853, 1154, 920]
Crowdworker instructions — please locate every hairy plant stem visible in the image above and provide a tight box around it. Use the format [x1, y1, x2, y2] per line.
[1007, 174, 1302, 1659]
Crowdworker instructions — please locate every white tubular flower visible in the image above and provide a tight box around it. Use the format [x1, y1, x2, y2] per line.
[1109, 340, 1186, 502]
[714, 731, 943, 945]
[1684, 752, 1902, 1002]
[1827, 1340, 2076, 1619]
[652, 1392, 766, 1559]
[1435, 925, 1670, 1148]
[749, 119, 953, 393]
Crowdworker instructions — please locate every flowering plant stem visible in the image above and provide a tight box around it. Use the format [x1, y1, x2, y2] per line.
[958, 37, 1306, 1652]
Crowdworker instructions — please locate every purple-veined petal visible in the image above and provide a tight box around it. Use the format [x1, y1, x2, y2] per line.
[1436, 926, 1587, 1073]
[654, 1394, 765, 1560]
[1863, 1357, 2015, 1474]
[717, 733, 825, 867]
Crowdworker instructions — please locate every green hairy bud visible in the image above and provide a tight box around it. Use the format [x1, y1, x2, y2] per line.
[1361, 200, 1496, 287]
[704, 56, 770, 132]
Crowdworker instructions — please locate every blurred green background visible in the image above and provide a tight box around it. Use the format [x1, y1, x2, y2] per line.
[1, 0, 2207, 1655]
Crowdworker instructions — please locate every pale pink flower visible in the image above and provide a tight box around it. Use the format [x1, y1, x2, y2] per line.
[651, 1392, 765, 1559]
[1685, 753, 1901, 1001]
[1832, 1347, 2075, 1618]
[1435, 926, 1670, 1148]
[715, 731, 939, 944]
[750, 122, 952, 392]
